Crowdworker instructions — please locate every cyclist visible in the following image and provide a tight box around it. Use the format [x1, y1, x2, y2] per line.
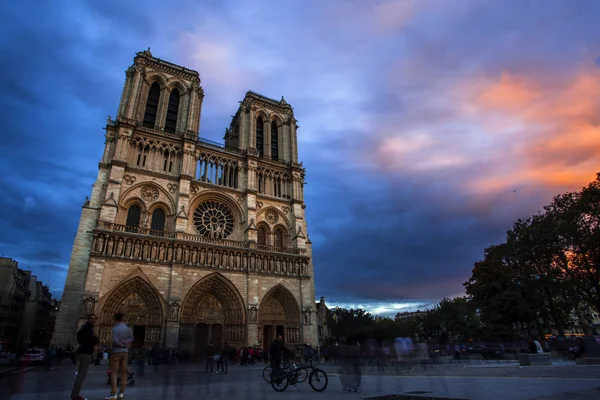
[269, 335, 294, 382]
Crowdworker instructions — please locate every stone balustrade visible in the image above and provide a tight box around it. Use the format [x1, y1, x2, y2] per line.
[92, 221, 309, 277]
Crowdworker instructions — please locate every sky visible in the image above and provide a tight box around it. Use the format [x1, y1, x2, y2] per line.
[1, 0, 599, 317]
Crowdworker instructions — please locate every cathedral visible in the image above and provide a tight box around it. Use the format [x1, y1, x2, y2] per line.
[52, 49, 318, 355]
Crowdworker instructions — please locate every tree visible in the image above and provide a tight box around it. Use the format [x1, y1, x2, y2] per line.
[505, 215, 577, 337]
[465, 244, 536, 339]
[435, 297, 480, 342]
[544, 174, 600, 320]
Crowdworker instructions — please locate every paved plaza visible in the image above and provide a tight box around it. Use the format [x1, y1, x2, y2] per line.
[2, 362, 600, 400]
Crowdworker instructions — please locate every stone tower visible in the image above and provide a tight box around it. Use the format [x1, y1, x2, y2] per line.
[52, 50, 317, 355]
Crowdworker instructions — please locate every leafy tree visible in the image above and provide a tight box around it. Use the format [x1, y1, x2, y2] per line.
[505, 215, 577, 336]
[435, 297, 480, 342]
[543, 174, 600, 321]
[465, 244, 536, 339]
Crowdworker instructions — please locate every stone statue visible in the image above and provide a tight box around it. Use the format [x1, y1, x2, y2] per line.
[229, 253, 235, 269]
[158, 244, 165, 261]
[249, 306, 258, 323]
[166, 245, 173, 261]
[95, 236, 105, 253]
[142, 242, 149, 259]
[116, 239, 124, 256]
[83, 297, 96, 316]
[151, 243, 158, 260]
[170, 301, 180, 320]
[200, 249, 206, 264]
[107, 237, 115, 255]
[125, 240, 132, 258]
[133, 241, 140, 259]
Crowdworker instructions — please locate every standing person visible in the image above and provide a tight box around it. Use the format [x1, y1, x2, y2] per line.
[70, 314, 98, 400]
[205, 341, 215, 374]
[105, 313, 133, 400]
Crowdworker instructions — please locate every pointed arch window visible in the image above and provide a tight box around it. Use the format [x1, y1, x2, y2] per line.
[164, 88, 180, 134]
[126, 204, 142, 232]
[271, 121, 279, 161]
[143, 82, 161, 128]
[257, 226, 267, 246]
[150, 208, 166, 233]
[274, 230, 284, 248]
[256, 117, 264, 156]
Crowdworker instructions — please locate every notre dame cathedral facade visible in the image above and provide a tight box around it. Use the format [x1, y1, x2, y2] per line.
[53, 49, 318, 355]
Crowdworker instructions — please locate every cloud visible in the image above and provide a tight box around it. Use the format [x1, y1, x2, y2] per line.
[1, 0, 600, 315]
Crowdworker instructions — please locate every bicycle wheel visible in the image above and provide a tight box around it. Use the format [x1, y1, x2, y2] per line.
[297, 367, 309, 383]
[262, 366, 272, 383]
[308, 368, 328, 392]
[271, 375, 289, 392]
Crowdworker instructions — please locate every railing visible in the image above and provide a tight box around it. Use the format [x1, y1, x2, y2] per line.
[96, 221, 305, 255]
[198, 137, 244, 155]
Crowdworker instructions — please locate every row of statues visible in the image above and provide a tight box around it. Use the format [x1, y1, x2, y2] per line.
[93, 234, 309, 275]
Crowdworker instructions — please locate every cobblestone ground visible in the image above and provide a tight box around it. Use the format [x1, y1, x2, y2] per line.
[1, 361, 599, 400]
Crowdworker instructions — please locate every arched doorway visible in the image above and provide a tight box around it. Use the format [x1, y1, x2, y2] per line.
[98, 276, 164, 349]
[259, 284, 301, 349]
[179, 273, 246, 359]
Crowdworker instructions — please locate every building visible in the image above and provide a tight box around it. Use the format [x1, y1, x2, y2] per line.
[0, 258, 30, 350]
[0, 258, 57, 350]
[315, 297, 331, 346]
[53, 50, 318, 356]
[395, 310, 427, 321]
[18, 277, 56, 348]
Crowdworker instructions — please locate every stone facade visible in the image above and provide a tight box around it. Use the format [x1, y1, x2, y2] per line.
[52, 50, 318, 355]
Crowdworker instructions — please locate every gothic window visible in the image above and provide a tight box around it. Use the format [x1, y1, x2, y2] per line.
[271, 121, 279, 161]
[256, 117, 264, 156]
[164, 88, 180, 134]
[257, 226, 267, 246]
[126, 204, 141, 231]
[193, 200, 235, 239]
[143, 82, 161, 128]
[274, 230, 284, 248]
[151, 208, 166, 232]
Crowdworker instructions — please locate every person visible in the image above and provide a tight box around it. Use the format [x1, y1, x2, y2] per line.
[269, 335, 293, 382]
[205, 341, 215, 374]
[70, 314, 98, 400]
[106, 313, 133, 400]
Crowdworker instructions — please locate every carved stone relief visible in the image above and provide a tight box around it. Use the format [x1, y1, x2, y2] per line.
[167, 183, 178, 193]
[141, 185, 159, 202]
[123, 175, 136, 185]
[265, 210, 279, 224]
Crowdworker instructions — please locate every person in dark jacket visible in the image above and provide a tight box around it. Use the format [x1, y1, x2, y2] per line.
[270, 335, 293, 382]
[71, 314, 99, 400]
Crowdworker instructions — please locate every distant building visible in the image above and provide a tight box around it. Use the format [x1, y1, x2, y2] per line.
[0, 257, 57, 350]
[315, 297, 331, 346]
[395, 310, 427, 321]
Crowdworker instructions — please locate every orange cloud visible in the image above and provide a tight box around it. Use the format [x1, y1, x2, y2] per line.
[374, 67, 600, 198]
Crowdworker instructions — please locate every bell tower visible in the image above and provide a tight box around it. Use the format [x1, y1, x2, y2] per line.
[224, 91, 299, 163]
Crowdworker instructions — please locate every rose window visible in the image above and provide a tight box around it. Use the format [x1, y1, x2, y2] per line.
[193, 200, 234, 239]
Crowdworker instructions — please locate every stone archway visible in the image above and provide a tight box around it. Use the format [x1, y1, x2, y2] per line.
[259, 284, 301, 348]
[179, 273, 246, 357]
[98, 276, 164, 349]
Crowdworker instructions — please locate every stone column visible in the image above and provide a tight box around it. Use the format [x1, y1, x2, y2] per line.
[155, 87, 169, 130]
[264, 118, 271, 158]
[125, 69, 143, 120]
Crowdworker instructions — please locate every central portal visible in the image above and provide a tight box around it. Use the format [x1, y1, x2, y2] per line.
[179, 273, 246, 358]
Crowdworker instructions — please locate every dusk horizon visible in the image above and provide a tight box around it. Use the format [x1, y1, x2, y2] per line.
[1, 0, 600, 318]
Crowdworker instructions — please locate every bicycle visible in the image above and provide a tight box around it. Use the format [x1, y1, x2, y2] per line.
[263, 359, 308, 384]
[270, 364, 328, 392]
